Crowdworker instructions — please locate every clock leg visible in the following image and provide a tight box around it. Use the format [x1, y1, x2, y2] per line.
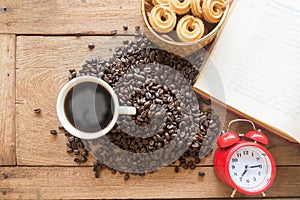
[262, 192, 266, 197]
[230, 189, 237, 198]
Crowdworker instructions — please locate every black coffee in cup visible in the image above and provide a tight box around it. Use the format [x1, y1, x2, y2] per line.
[64, 82, 114, 133]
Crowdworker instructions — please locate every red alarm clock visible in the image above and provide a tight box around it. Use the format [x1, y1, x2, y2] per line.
[214, 119, 276, 198]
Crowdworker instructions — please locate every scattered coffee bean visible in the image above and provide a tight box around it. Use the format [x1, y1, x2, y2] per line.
[110, 30, 117, 35]
[33, 108, 41, 114]
[50, 130, 57, 135]
[198, 171, 205, 177]
[74, 158, 81, 164]
[1, 190, 6, 195]
[69, 68, 75, 74]
[124, 173, 130, 181]
[67, 148, 73, 153]
[88, 43, 95, 50]
[123, 25, 128, 31]
[1, 173, 8, 179]
[135, 25, 140, 31]
[174, 166, 179, 173]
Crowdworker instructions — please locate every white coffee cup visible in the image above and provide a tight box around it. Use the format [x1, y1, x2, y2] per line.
[56, 76, 136, 140]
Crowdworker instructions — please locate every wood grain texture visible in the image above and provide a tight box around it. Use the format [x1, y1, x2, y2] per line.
[15, 36, 300, 167]
[0, 0, 142, 35]
[0, 34, 16, 165]
[0, 166, 299, 199]
[16, 36, 135, 166]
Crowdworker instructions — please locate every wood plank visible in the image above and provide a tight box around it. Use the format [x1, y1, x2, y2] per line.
[16, 36, 135, 166]
[0, 166, 299, 199]
[0, 34, 16, 165]
[16, 36, 300, 166]
[0, 0, 142, 35]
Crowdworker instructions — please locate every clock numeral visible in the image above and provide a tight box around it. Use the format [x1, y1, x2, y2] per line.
[256, 157, 260, 161]
[231, 158, 238, 162]
[246, 179, 250, 183]
[253, 177, 256, 181]
[262, 153, 266, 156]
[243, 150, 249, 155]
[239, 177, 242, 182]
[234, 172, 237, 176]
[237, 153, 242, 157]
[252, 152, 254, 157]
[231, 165, 235, 169]
[258, 171, 261, 176]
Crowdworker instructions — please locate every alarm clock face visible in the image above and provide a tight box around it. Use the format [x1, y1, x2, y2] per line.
[228, 145, 274, 193]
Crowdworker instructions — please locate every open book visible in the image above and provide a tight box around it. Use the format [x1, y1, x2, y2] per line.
[193, 0, 300, 144]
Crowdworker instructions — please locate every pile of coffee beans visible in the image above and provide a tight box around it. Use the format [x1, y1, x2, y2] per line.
[57, 34, 220, 179]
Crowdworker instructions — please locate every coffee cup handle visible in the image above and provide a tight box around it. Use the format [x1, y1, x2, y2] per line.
[119, 106, 136, 115]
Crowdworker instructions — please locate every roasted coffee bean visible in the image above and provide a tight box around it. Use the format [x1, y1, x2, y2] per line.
[88, 43, 95, 50]
[74, 149, 80, 155]
[110, 30, 117, 35]
[124, 173, 130, 181]
[194, 158, 201, 164]
[74, 158, 81, 164]
[1, 173, 8, 179]
[50, 130, 57, 135]
[174, 166, 179, 173]
[187, 160, 194, 168]
[66, 148, 73, 153]
[198, 171, 205, 177]
[80, 157, 87, 163]
[34, 108, 41, 114]
[95, 171, 100, 178]
[69, 68, 76, 74]
[58, 125, 65, 130]
[123, 25, 128, 31]
[190, 164, 196, 170]
[81, 151, 88, 157]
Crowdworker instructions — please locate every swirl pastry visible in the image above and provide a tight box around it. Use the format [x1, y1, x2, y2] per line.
[190, 0, 203, 18]
[169, 0, 191, 15]
[149, 5, 177, 33]
[202, 0, 226, 23]
[152, 0, 169, 5]
[176, 15, 205, 42]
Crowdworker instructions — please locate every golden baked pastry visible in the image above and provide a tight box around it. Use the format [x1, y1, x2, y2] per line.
[176, 15, 205, 42]
[152, 0, 169, 5]
[190, 0, 203, 18]
[149, 5, 177, 33]
[169, 0, 191, 15]
[202, 0, 226, 23]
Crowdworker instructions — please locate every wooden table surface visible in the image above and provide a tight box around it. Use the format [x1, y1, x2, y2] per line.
[0, 0, 299, 199]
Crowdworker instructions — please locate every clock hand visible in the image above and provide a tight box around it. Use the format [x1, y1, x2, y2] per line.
[239, 165, 248, 180]
[249, 164, 262, 169]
